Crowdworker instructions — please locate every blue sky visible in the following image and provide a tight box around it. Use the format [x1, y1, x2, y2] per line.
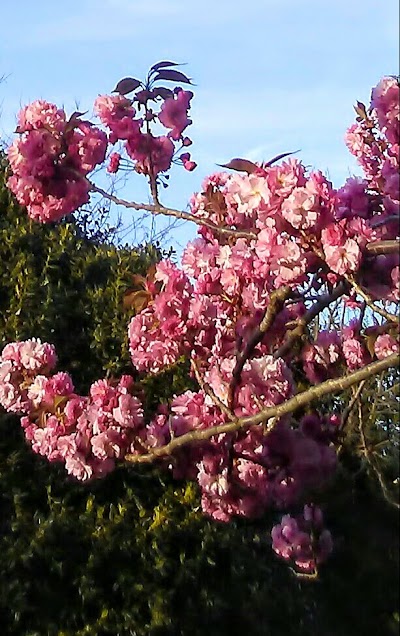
[0, 0, 398, 253]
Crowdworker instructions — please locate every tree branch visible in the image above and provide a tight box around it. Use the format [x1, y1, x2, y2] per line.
[87, 181, 256, 240]
[125, 353, 399, 464]
[366, 239, 400, 255]
[275, 282, 347, 359]
[228, 286, 292, 408]
[345, 275, 399, 324]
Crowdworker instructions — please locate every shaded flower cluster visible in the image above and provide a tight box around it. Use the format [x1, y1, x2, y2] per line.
[271, 504, 333, 574]
[195, 416, 338, 523]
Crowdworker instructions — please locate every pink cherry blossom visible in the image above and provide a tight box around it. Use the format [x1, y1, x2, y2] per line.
[158, 89, 193, 140]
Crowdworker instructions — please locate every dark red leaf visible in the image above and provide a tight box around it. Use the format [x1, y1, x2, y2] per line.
[68, 110, 88, 121]
[153, 69, 193, 84]
[150, 60, 181, 72]
[113, 77, 142, 95]
[64, 111, 89, 134]
[217, 158, 259, 174]
[264, 150, 299, 167]
[153, 87, 174, 100]
[134, 89, 156, 104]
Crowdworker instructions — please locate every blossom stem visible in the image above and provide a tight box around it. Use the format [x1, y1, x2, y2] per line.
[345, 275, 399, 324]
[275, 282, 347, 359]
[228, 286, 292, 408]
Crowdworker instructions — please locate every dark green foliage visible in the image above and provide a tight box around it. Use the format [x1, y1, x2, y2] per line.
[1, 412, 399, 636]
[0, 155, 399, 636]
[0, 154, 161, 393]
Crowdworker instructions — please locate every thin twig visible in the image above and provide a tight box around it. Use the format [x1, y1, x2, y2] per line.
[275, 282, 347, 359]
[339, 380, 367, 432]
[345, 275, 399, 324]
[369, 216, 399, 229]
[358, 402, 400, 510]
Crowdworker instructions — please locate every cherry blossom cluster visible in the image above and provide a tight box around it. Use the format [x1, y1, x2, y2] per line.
[185, 162, 397, 299]
[142, 365, 339, 522]
[271, 504, 333, 574]
[0, 339, 145, 480]
[7, 62, 196, 222]
[195, 414, 338, 523]
[93, 88, 194, 177]
[0, 339, 339, 524]
[92, 63, 196, 177]
[0, 339, 57, 412]
[345, 77, 399, 202]
[7, 101, 107, 222]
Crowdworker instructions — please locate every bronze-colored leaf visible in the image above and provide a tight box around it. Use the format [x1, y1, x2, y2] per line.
[365, 333, 378, 357]
[123, 289, 151, 313]
[54, 395, 68, 410]
[146, 263, 157, 282]
[354, 100, 367, 119]
[217, 158, 259, 174]
[130, 274, 147, 289]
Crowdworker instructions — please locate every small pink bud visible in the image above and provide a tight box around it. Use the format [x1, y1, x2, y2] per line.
[183, 160, 197, 172]
[107, 152, 121, 174]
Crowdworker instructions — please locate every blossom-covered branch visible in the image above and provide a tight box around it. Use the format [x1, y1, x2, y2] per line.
[125, 353, 398, 463]
[228, 286, 292, 408]
[87, 181, 257, 240]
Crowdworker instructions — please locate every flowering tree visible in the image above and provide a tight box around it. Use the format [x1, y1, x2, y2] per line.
[1, 62, 399, 577]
